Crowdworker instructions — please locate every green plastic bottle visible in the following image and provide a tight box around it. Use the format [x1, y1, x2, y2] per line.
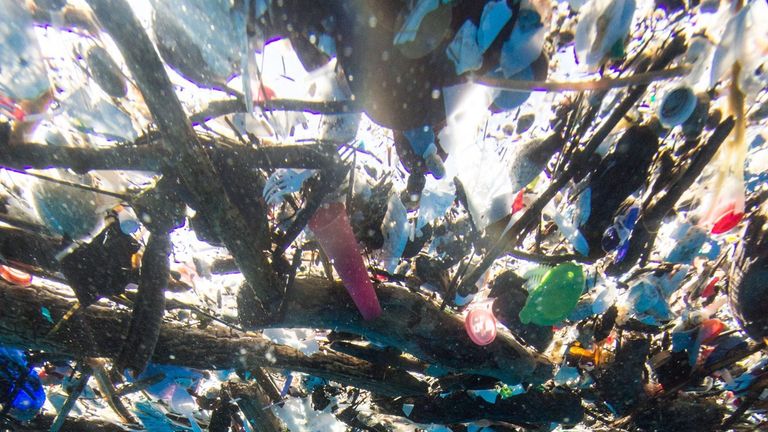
[519, 262, 585, 326]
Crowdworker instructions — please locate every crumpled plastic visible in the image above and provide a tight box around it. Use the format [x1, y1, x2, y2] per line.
[0, 1, 50, 100]
[574, 0, 636, 71]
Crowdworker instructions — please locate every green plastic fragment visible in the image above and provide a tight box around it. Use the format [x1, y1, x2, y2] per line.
[519, 262, 585, 326]
[609, 38, 625, 59]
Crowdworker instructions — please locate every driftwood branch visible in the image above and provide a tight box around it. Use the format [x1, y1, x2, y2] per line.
[14, 414, 128, 432]
[457, 34, 687, 295]
[85, 0, 280, 311]
[189, 98, 363, 124]
[375, 389, 584, 425]
[240, 276, 553, 385]
[0, 222, 550, 386]
[0, 281, 426, 397]
[0, 142, 340, 173]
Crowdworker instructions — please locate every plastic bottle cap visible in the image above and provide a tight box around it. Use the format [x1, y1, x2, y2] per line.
[465, 308, 497, 346]
[659, 86, 697, 127]
[0, 265, 32, 286]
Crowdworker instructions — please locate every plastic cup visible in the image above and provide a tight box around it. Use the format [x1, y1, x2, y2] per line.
[309, 202, 382, 320]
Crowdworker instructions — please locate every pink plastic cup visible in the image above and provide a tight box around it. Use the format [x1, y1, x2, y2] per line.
[309, 202, 382, 320]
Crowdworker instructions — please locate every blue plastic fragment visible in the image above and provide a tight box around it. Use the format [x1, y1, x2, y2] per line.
[132, 364, 203, 401]
[665, 223, 709, 264]
[280, 371, 293, 397]
[491, 66, 534, 110]
[500, 9, 545, 77]
[446, 20, 483, 75]
[134, 401, 177, 432]
[41, 307, 53, 324]
[477, 0, 513, 53]
[0, 347, 45, 421]
[704, 335, 748, 369]
[403, 126, 435, 158]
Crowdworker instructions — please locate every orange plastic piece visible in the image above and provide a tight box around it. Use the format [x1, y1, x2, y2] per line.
[567, 342, 602, 366]
[0, 264, 32, 286]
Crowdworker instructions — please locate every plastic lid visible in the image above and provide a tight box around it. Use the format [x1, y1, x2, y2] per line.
[465, 307, 497, 346]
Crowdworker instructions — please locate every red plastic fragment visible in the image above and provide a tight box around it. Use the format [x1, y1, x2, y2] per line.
[0, 264, 32, 286]
[511, 189, 525, 214]
[711, 209, 743, 234]
[309, 202, 382, 320]
[698, 319, 725, 345]
[701, 276, 719, 298]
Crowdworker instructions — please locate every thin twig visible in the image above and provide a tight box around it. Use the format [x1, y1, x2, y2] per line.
[473, 66, 690, 93]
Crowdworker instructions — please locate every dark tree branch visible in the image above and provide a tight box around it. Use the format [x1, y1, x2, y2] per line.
[15, 414, 128, 432]
[189, 98, 363, 124]
[0, 221, 551, 386]
[0, 281, 427, 397]
[0, 142, 166, 172]
[457, 34, 687, 295]
[329, 341, 429, 375]
[114, 232, 170, 376]
[85, 0, 280, 311]
[606, 117, 734, 275]
[375, 389, 584, 425]
[241, 276, 553, 385]
[0, 142, 340, 172]
[224, 381, 284, 432]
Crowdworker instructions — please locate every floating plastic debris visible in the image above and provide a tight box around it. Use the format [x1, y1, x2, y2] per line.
[310, 202, 382, 320]
[519, 262, 585, 326]
[465, 299, 498, 346]
[0, 347, 45, 421]
[0, 264, 32, 286]
[574, 0, 636, 70]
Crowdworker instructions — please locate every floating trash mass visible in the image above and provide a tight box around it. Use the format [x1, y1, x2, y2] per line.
[0, 0, 767, 430]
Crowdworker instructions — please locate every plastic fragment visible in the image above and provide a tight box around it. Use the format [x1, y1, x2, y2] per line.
[263, 169, 317, 205]
[468, 389, 498, 404]
[499, 9, 545, 77]
[519, 262, 585, 326]
[477, 0, 513, 53]
[0, 347, 46, 421]
[0, 264, 32, 286]
[0, 1, 50, 100]
[393, 0, 440, 45]
[62, 87, 137, 141]
[311, 202, 382, 320]
[86, 46, 127, 98]
[549, 189, 591, 256]
[658, 86, 697, 127]
[446, 20, 483, 75]
[664, 220, 713, 264]
[574, 0, 636, 70]
[465, 299, 498, 346]
[381, 194, 410, 274]
[40, 307, 53, 324]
